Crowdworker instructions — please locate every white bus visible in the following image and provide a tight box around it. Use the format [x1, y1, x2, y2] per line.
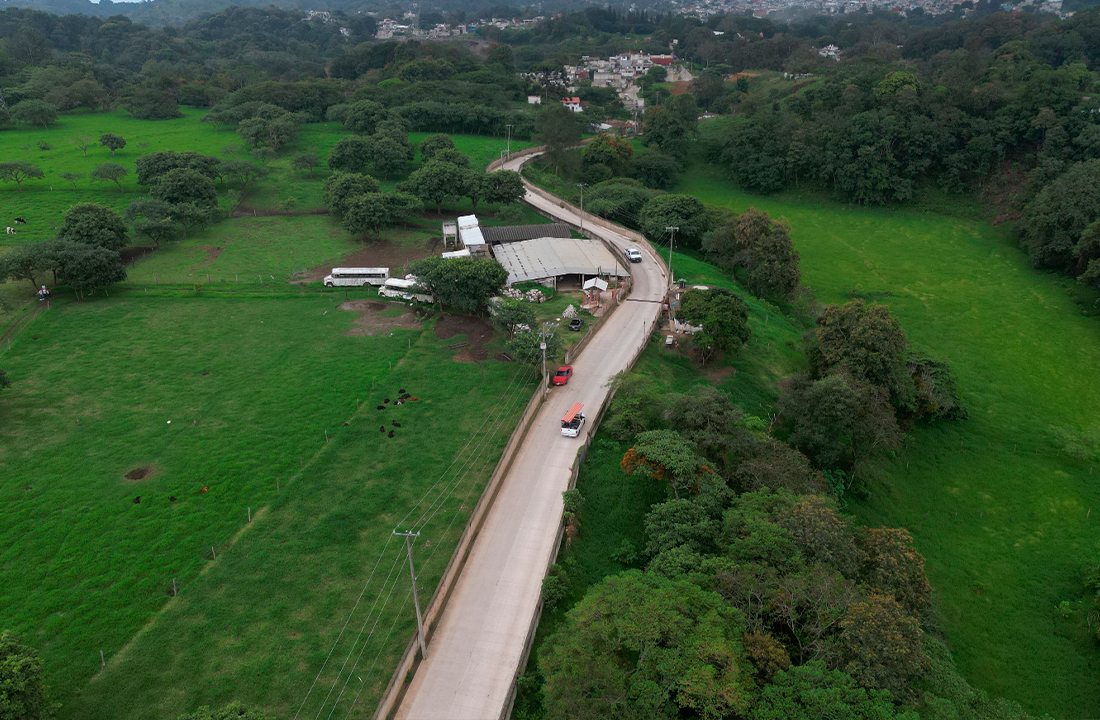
[378, 277, 434, 304]
[323, 267, 389, 287]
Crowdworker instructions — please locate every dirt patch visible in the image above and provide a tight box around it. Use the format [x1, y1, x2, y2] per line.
[297, 237, 443, 283]
[339, 299, 427, 336]
[200, 246, 223, 263]
[434, 314, 498, 363]
[125, 465, 156, 482]
[703, 366, 736, 384]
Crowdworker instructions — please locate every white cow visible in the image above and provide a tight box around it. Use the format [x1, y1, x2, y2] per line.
[5, 227, 14, 235]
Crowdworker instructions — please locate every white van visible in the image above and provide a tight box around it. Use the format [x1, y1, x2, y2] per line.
[323, 267, 390, 287]
[378, 277, 434, 304]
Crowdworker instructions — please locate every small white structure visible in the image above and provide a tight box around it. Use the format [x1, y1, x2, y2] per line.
[442, 248, 471, 259]
[442, 219, 457, 248]
[323, 267, 389, 287]
[457, 214, 489, 257]
[560, 97, 584, 113]
[378, 277, 433, 303]
[527, 95, 542, 105]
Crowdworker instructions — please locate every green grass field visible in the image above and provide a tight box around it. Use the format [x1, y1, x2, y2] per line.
[0, 108, 548, 719]
[674, 160, 1100, 718]
[0, 291, 538, 719]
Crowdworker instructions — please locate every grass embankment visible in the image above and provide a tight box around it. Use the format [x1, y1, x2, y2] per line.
[514, 256, 807, 719]
[674, 160, 1100, 718]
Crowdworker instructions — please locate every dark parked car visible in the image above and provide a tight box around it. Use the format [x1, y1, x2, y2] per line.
[568, 318, 584, 331]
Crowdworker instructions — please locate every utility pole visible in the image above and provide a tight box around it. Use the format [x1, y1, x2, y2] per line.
[665, 226, 678, 322]
[506, 123, 514, 159]
[577, 183, 588, 235]
[394, 530, 427, 658]
[540, 337, 547, 387]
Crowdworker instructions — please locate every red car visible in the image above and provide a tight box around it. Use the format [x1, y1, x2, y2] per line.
[551, 366, 573, 386]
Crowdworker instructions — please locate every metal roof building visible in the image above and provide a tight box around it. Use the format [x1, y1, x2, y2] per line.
[480, 223, 570, 244]
[492, 237, 628, 286]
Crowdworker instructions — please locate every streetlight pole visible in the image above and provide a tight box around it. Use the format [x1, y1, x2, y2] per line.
[577, 183, 588, 235]
[506, 123, 514, 159]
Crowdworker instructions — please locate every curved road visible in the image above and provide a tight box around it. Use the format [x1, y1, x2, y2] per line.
[394, 153, 667, 720]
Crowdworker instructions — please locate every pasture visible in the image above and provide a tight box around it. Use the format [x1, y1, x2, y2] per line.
[675, 160, 1100, 718]
[0, 108, 543, 718]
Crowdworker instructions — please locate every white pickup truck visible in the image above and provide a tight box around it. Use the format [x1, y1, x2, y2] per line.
[561, 402, 586, 438]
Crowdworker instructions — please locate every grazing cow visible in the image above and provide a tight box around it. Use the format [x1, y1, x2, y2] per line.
[169, 496, 178, 502]
[399, 388, 407, 394]
[201, 486, 209, 494]
[380, 426, 386, 433]
[133, 496, 141, 504]
[392, 421, 401, 427]
[387, 430, 395, 438]
[5, 227, 14, 235]
[376, 405, 385, 410]
[13, 218, 26, 224]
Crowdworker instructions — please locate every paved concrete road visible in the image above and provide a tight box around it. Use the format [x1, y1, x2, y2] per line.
[394, 157, 667, 720]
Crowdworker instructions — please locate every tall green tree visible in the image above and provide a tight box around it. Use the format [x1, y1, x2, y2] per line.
[703, 208, 801, 299]
[540, 570, 753, 720]
[99, 133, 126, 154]
[90, 163, 128, 192]
[813, 301, 910, 406]
[750, 661, 915, 720]
[398, 160, 467, 213]
[322, 172, 381, 216]
[407, 256, 507, 313]
[126, 199, 182, 247]
[152, 168, 218, 209]
[328, 136, 375, 175]
[535, 104, 582, 172]
[622, 429, 715, 499]
[677, 288, 751, 364]
[342, 100, 388, 135]
[643, 94, 698, 162]
[57, 203, 129, 251]
[483, 170, 525, 206]
[0, 632, 49, 720]
[419, 134, 455, 160]
[0, 162, 44, 191]
[779, 373, 902, 471]
[55, 243, 126, 300]
[492, 297, 536, 339]
[10, 100, 57, 129]
[342, 193, 394, 236]
[639, 194, 708, 248]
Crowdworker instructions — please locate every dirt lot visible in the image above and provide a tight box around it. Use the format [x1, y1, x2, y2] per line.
[434, 313, 499, 363]
[298, 238, 443, 283]
[338, 299, 428, 336]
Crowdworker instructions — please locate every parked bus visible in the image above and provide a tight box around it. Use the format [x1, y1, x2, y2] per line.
[378, 277, 434, 304]
[323, 267, 389, 287]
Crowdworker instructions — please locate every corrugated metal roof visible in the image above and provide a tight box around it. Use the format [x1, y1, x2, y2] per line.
[481, 223, 570, 244]
[492, 237, 629, 285]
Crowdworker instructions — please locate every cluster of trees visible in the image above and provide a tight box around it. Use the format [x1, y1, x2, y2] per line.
[322, 135, 524, 235]
[703, 208, 801, 301]
[407, 256, 508, 315]
[536, 375, 1019, 720]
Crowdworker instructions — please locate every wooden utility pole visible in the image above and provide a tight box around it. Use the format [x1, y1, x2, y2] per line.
[394, 530, 427, 658]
